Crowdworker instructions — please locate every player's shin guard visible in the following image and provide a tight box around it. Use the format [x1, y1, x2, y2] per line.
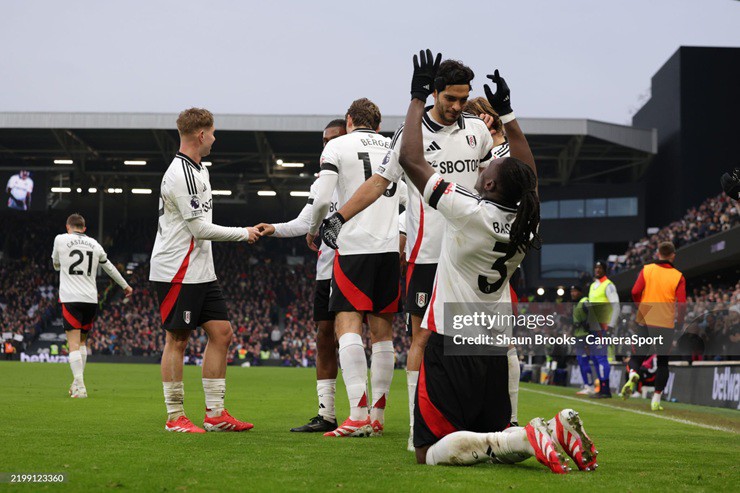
[407, 370, 419, 450]
[577, 354, 592, 386]
[316, 379, 337, 422]
[425, 432, 492, 466]
[424, 428, 539, 467]
[69, 350, 84, 385]
[79, 345, 88, 369]
[163, 381, 185, 420]
[507, 348, 520, 424]
[370, 341, 394, 426]
[203, 378, 226, 418]
[338, 333, 369, 421]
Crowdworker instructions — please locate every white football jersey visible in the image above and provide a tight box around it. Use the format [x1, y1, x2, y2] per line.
[272, 180, 338, 281]
[491, 140, 511, 159]
[51, 233, 112, 303]
[6, 175, 33, 210]
[319, 129, 400, 255]
[420, 173, 526, 338]
[150, 153, 218, 283]
[7, 174, 34, 201]
[379, 111, 494, 264]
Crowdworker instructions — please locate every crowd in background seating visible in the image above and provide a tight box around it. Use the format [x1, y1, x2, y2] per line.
[1, 207, 736, 365]
[611, 193, 739, 273]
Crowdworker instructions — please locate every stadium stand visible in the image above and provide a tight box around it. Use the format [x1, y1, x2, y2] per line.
[0, 217, 411, 367]
[610, 192, 739, 273]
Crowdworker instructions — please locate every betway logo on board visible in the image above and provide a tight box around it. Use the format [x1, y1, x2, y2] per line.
[20, 353, 69, 363]
[712, 367, 740, 409]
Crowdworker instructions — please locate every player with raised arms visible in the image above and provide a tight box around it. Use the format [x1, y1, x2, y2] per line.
[398, 50, 599, 473]
[52, 213, 133, 398]
[149, 108, 261, 433]
[321, 57, 497, 450]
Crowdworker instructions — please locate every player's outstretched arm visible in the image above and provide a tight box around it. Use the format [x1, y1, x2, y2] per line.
[398, 49, 441, 192]
[185, 216, 260, 244]
[484, 71, 537, 185]
[309, 172, 338, 236]
[257, 197, 313, 238]
[99, 257, 132, 293]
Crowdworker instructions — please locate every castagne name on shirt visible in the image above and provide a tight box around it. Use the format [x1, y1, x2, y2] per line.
[65, 238, 95, 249]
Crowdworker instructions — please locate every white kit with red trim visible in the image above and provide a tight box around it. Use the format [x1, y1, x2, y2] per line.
[419, 173, 524, 337]
[52, 232, 128, 303]
[378, 110, 495, 265]
[150, 153, 218, 284]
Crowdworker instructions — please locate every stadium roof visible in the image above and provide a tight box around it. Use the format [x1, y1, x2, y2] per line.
[0, 112, 657, 194]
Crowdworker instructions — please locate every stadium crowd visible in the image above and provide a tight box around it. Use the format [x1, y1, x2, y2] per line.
[0, 214, 411, 367]
[1, 209, 736, 364]
[611, 192, 739, 273]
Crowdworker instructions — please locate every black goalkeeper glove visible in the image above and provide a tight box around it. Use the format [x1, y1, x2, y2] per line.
[721, 168, 740, 200]
[321, 212, 346, 250]
[484, 69, 513, 117]
[411, 49, 442, 102]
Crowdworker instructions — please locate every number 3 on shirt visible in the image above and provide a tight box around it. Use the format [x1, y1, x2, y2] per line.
[478, 241, 514, 294]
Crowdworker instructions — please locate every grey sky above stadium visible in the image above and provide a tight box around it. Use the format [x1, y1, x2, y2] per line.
[3, 0, 738, 125]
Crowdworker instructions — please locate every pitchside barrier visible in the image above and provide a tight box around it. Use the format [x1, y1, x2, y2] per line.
[561, 361, 740, 410]
[16, 352, 297, 367]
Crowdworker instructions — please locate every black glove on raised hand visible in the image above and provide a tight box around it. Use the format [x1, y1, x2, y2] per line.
[721, 168, 740, 200]
[411, 49, 442, 102]
[321, 212, 346, 250]
[484, 70, 513, 117]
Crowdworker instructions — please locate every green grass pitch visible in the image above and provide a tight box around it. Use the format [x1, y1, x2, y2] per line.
[1, 361, 738, 492]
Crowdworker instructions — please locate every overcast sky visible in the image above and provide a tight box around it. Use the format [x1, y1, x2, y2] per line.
[2, 0, 738, 125]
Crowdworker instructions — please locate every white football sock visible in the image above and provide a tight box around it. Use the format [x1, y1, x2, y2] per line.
[79, 345, 88, 369]
[652, 392, 662, 407]
[507, 347, 520, 423]
[163, 381, 185, 420]
[407, 370, 419, 437]
[203, 378, 226, 417]
[425, 428, 532, 466]
[370, 341, 394, 423]
[316, 379, 336, 421]
[69, 350, 84, 386]
[338, 333, 368, 421]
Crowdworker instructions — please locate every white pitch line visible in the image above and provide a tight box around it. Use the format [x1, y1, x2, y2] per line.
[521, 387, 739, 434]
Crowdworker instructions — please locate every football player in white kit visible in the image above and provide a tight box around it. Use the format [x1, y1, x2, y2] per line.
[308, 98, 402, 438]
[51, 213, 133, 398]
[464, 96, 521, 428]
[149, 108, 261, 434]
[321, 58, 496, 449]
[6, 170, 34, 211]
[398, 50, 598, 474]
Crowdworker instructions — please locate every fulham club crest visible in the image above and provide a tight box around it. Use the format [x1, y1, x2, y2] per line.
[467, 135, 477, 148]
[416, 292, 428, 308]
[183, 311, 191, 324]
